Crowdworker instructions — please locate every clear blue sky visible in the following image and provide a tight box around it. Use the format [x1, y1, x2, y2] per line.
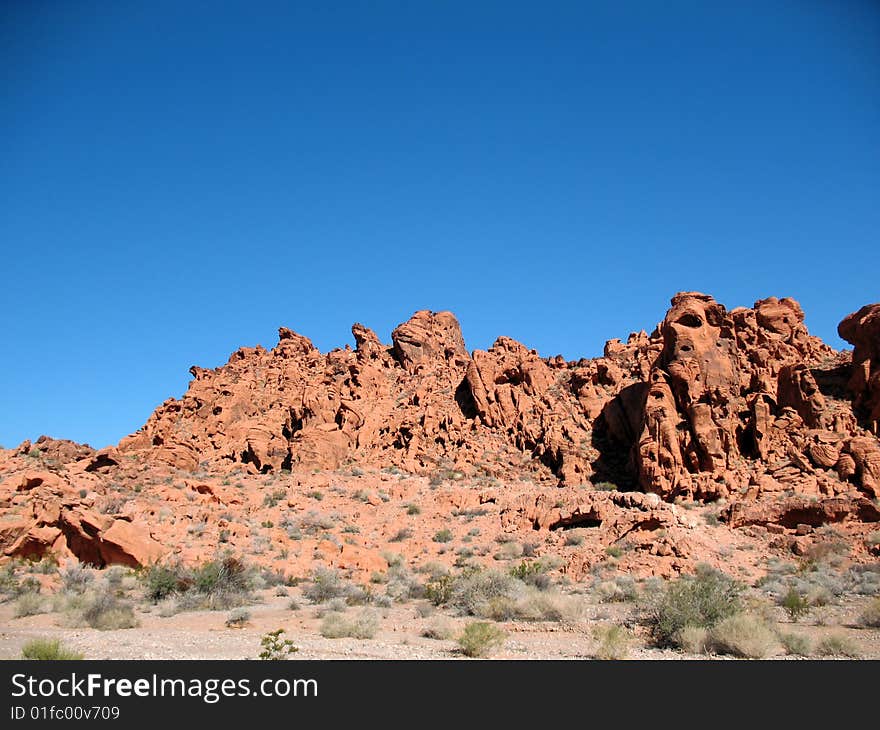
[2, 1, 878, 449]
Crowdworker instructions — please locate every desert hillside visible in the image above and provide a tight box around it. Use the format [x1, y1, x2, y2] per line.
[3, 291, 879, 573]
[1, 293, 879, 659]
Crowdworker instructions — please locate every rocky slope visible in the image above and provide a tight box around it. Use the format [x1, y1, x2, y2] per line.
[2, 292, 879, 581]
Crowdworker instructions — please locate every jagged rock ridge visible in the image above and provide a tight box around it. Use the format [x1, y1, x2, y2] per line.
[118, 293, 880, 503]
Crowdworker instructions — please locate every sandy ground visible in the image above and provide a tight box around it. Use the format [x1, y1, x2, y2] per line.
[2, 586, 878, 661]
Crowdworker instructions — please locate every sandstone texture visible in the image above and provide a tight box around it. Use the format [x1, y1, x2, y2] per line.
[1, 295, 878, 580]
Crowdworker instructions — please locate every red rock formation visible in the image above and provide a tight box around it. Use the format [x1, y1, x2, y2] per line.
[2, 293, 879, 577]
[600, 293, 880, 501]
[839, 303, 880, 434]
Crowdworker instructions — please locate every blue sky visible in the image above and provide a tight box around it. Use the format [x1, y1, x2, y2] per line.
[1, 1, 878, 449]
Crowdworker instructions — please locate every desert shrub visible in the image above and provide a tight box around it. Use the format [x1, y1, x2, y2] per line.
[320, 609, 379, 639]
[104, 566, 127, 589]
[16, 576, 42, 597]
[509, 560, 554, 590]
[30, 555, 59, 574]
[225, 607, 251, 627]
[815, 634, 860, 658]
[192, 557, 253, 596]
[274, 586, 289, 597]
[605, 545, 623, 558]
[385, 566, 424, 602]
[315, 597, 349, 617]
[494, 541, 523, 561]
[592, 624, 631, 660]
[433, 529, 454, 543]
[707, 613, 777, 658]
[14, 592, 47, 617]
[645, 567, 744, 647]
[758, 560, 851, 604]
[262, 488, 286, 508]
[779, 631, 812, 656]
[0, 562, 20, 596]
[507, 589, 582, 623]
[60, 562, 95, 594]
[858, 597, 880, 628]
[449, 569, 520, 617]
[389, 528, 412, 543]
[343, 583, 375, 606]
[406, 504, 421, 515]
[141, 563, 189, 602]
[781, 587, 810, 622]
[21, 638, 83, 661]
[677, 625, 708, 654]
[847, 564, 880, 596]
[424, 574, 454, 606]
[302, 568, 350, 604]
[75, 590, 139, 630]
[564, 532, 585, 547]
[381, 551, 405, 568]
[593, 481, 617, 491]
[595, 575, 639, 603]
[458, 621, 506, 657]
[258, 629, 298, 660]
[297, 511, 336, 535]
[156, 599, 179, 617]
[421, 617, 456, 640]
[259, 567, 288, 587]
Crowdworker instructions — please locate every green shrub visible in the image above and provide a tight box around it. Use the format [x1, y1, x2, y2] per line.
[707, 613, 777, 658]
[433, 529, 454, 543]
[815, 634, 860, 658]
[21, 638, 83, 661]
[509, 560, 553, 590]
[458, 621, 506, 657]
[424, 574, 454, 606]
[258, 629, 298, 660]
[142, 563, 189, 602]
[781, 587, 810, 622]
[192, 556, 253, 596]
[262, 488, 286, 507]
[592, 624, 631, 660]
[646, 567, 744, 647]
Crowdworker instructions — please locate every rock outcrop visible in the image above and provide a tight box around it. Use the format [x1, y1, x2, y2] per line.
[839, 303, 880, 434]
[2, 294, 879, 576]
